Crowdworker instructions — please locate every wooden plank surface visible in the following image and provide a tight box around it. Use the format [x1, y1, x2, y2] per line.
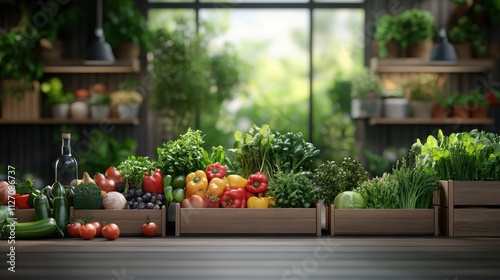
[332, 208, 435, 236]
[2, 236, 500, 279]
[176, 203, 320, 236]
[454, 208, 500, 237]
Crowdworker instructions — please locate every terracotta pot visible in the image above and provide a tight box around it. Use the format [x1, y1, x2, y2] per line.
[453, 43, 471, 60]
[431, 103, 448, 119]
[451, 105, 470, 119]
[372, 40, 401, 58]
[469, 105, 489, 118]
[115, 41, 141, 59]
[407, 40, 434, 59]
[40, 40, 64, 61]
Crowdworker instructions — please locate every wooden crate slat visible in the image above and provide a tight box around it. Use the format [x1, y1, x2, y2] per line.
[453, 208, 500, 237]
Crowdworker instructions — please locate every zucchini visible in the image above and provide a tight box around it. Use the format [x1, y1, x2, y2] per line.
[13, 218, 58, 239]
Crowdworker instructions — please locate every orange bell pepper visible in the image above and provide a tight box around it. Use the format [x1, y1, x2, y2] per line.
[207, 177, 228, 198]
[226, 174, 247, 189]
[185, 170, 208, 198]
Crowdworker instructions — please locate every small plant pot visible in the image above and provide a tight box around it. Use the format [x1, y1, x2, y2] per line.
[70, 101, 89, 119]
[40, 40, 64, 62]
[407, 40, 434, 59]
[451, 105, 470, 119]
[372, 40, 401, 58]
[115, 41, 141, 59]
[431, 103, 448, 119]
[116, 104, 140, 120]
[90, 105, 110, 119]
[51, 104, 70, 119]
[383, 98, 409, 118]
[351, 98, 383, 119]
[409, 100, 433, 118]
[469, 105, 489, 118]
[452, 43, 472, 60]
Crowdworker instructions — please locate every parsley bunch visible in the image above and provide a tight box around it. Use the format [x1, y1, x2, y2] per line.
[267, 171, 317, 208]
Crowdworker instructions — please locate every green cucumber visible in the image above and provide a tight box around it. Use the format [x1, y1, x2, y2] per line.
[11, 218, 58, 239]
[34, 194, 52, 220]
[53, 196, 69, 237]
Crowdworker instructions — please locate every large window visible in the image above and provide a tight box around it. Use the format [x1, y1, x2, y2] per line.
[148, 1, 364, 163]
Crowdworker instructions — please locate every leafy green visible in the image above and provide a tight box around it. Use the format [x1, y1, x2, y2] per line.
[354, 174, 400, 209]
[313, 158, 368, 205]
[118, 156, 159, 189]
[15, 178, 35, 195]
[157, 128, 223, 176]
[72, 183, 103, 210]
[267, 171, 317, 208]
[227, 124, 319, 179]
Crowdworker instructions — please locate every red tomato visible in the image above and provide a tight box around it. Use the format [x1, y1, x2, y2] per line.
[66, 222, 82, 238]
[79, 223, 97, 240]
[94, 173, 106, 186]
[102, 223, 120, 240]
[141, 221, 158, 237]
[92, 221, 102, 236]
[105, 166, 124, 184]
[97, 178, 116, 192]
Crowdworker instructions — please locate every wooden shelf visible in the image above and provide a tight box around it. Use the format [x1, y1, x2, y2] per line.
[43, 59, 140, 73]
[0, 118, 139, 125]
[370, 58, 495, 73]
[369, 117, 494, 125]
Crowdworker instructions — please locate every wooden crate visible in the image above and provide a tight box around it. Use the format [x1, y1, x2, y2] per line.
[71, 206, 167, 237]
[1, 80, 40, 120]
[434, 180, 500, 237]
[326, 205, 438, 236]
[175, 203, 322, 236]
[14, 209, 38, 223]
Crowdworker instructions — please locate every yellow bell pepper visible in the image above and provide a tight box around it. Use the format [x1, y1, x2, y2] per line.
[207, 177, 228, 198]
[247, 196, 271, 208]
[186, 170, 208, 198]
[226, 174, 247, 189]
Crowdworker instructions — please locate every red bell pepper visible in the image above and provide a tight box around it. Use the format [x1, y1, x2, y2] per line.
[142, 169, 164, 194]
[13, 194, 31, 209]
[205, 162, 228, 182]
[246, 172, 268, 195]
[221, 187, 247, 208]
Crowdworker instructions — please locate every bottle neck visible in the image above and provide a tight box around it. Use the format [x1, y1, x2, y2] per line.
[62, 138, 72, 156]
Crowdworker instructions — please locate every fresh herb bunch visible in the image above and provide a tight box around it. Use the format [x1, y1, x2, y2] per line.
[313, 158, 368, 205]
[118, 156, 159, 189]
[271, 131, 320, 175]
[392, 159, 438, 209]
[227, 124, 275, 178]
[15, 178, 35, 195]
[354, 174, 399, 209]
[414, 129, 500, 181]
[157, 128, 223, 176]
[267, 171, 317, 208]
[227, 124, 319, 179]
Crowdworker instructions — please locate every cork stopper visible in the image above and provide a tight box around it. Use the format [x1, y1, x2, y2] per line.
[62, 133, 71, 139]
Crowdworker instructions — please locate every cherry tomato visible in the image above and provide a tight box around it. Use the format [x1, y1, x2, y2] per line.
[105, 166, 124, 184]
[94, 173, 106, 186]
[92, 221, 102, 236]
[102, 223, 120, 240]
[79, 223, 97, 240]
[141, 221, 158, 237]
[97, 178, 116, 192]
[66, 221, 82, 238]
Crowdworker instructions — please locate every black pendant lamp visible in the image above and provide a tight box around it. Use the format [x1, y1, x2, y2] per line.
[86, 0, 115, 63]
[430, 28, 457, 63]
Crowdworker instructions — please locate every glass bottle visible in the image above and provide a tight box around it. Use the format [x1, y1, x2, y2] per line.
[55, 133, 79, 193]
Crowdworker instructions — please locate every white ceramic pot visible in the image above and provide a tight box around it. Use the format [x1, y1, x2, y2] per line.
[117, 104, 140, 120]
[51, 104, 70, 119]
[351, 98, 383, 119]
[383, 98, 409, 118]
[70, 101, 89, 119]
[90, 105, 110, 119]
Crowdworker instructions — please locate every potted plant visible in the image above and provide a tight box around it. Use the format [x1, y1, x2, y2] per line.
[349, 68, 383, 119]
[109, 80, 143, 120]
[449, 94, 471, 118]
[404, 74, 439, 118]
[467, 88, 489, 118]
[103, 0, 153, 59]
[431, 90, 450, 119]
[41, 77, 74, 118]
[89, 95, 111, 119]
[374, 14, 401, 58]
[395, 9, 437, 58]
[448, 16, 485, 59]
